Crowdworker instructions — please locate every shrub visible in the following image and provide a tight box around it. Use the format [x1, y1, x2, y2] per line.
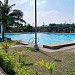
[15, 40, 21, 45]
[14, 66, 33, 75]
[35, 59, 55, 75]
[0, 50, 42, 75]
[0, 50, 6, 63]
[33, 69, 43, 75]
[45, 62, 55, 75]
[1, 40, 9, 53]
[0, 50, 15, 74]
[0, 50, 41, 75]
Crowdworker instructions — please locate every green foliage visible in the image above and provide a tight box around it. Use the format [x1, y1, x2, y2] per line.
[45, 62, 55, 74]
[35, 59, 55, 75]
[0, 50, 7, 62]
[33, 69, 43, 75]
[14, 67, 33, 75]
[2, 54, 15, 72]
[0, 50, 31, 74]
[1, 40, 9, 52]
[16, 51, 23, 63]
[0, 49, 42, 75]
[14, 63, 42, 75]
[15, 40, 21, 45]
[14, 51, 32, 66]
[35, 59, 45, 66]
[0, 50, 15, 73]
[25, 47, 35, 52]
[0, 0, 25, 40]
[48, 23, 75, 33]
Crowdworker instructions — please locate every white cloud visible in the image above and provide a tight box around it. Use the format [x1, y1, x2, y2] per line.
[37, 11, 74, 25]
[37, 11, 61, 25]
[23, 10, 74, 26]
[23, 10, 61, 26]
[29, 0, 47, 12]
[29, 0, 34, 7]
[1, 0, 29, 5]
[30, 0, 47, 7]
[1, 0, 47, 7]
[9, 0, 29, 5]
[23, 11, 34, 25]
[37, 0, 47, 6]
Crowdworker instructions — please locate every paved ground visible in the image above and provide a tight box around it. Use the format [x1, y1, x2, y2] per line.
[10, 43, 75, 52]
[0, 67, 7, 75]
[26, 44, 75, 52]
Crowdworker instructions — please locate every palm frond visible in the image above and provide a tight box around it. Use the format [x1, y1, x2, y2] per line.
[8, 4, 15, 9]
[0, 1, 3, 6]
[4, 0, 8, 5]
[19, 19, 26, 24]
[13, 9, 23, 17]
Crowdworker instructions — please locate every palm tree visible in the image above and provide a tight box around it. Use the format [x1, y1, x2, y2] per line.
[0, 0, 15, 40]
[0, 0, 25, 41]
[9, 9, 26, 32]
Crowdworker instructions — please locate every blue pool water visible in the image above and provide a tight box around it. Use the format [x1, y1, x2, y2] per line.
[0, 33, 75, 45]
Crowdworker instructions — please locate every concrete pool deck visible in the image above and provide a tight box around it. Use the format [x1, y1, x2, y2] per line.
[43, 41, 75, 49]
[19, 41, 75, 52]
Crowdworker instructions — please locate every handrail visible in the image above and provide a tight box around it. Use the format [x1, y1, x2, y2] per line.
[28, 38, 34, 44]
[28, 37, 39, 44]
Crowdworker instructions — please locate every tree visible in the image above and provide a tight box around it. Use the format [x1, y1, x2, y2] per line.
[10, 9, 26, 32]
[0, 0, 25, 41]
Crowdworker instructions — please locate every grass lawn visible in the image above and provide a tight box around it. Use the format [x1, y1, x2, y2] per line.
[0, 41, 75, 75]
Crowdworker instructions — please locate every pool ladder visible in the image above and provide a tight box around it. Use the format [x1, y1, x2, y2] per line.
[28, 38, 39, 44]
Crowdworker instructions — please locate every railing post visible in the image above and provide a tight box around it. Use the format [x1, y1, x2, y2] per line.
[34, 0, 39, 50]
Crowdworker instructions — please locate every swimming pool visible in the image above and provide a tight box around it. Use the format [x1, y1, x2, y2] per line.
[0, 33, 75, 45]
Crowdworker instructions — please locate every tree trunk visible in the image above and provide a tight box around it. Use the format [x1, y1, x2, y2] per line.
[1, 14, 6, 41]
[2, 18, 6, 41]
[1, 24, 5, 41]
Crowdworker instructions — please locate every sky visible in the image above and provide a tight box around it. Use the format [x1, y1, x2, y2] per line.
[1, 0, 75, 26]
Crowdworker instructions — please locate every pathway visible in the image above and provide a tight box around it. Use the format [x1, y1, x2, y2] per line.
[0, 67, 7, 75]
[9, 43, 75, 52]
